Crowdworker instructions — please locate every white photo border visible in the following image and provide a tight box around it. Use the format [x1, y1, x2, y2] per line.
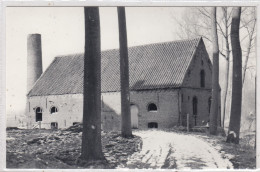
[0, 1, 259, 171]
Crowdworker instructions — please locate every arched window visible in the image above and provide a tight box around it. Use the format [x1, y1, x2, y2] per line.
[50, 106, 58, 114]
[200, 70, 205, 87]
[193, 97, 198, 126]
[192, 97, 198, 116]
[148, 103, 157, 112]
[208, 97, 212, 114]
[36, 107, 42, 113]
[35, 107, 43, 122]
[51, 122, 58, 129]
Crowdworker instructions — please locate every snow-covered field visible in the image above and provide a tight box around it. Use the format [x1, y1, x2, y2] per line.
[124, 130, 233, 169]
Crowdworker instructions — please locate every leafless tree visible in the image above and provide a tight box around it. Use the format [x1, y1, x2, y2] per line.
[209, 7, 220, 135]
[174, 7, 232, 128]
[241, 7, 256, 86]
[80, 7, 105, 162]
[227, 7, 242, 144]
[174, 7, 256, 129]
[219, 7, 232, 128]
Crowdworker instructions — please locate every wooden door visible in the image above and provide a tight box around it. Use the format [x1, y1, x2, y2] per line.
[130, 104, 138, 129]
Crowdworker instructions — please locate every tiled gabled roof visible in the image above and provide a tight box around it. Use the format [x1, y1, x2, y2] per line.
[28, 37, 202, 96]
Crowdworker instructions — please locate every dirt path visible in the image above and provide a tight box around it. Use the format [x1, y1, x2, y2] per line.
[123, 130, 233, 169]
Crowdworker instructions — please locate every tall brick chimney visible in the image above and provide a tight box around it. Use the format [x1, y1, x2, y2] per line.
[27, 34, 43, 92]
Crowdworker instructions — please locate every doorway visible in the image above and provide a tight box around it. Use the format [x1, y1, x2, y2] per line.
[130, 104, 139, 129]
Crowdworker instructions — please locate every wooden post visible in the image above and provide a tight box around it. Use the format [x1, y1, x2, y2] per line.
[187, 113, 190, 132]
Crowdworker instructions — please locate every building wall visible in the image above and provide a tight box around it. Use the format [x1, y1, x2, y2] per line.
[101, 92, 121, 131]
[101, 89, 180, 130]
[180, 88, 212, 127]
[27, 89, 180, 130]
[27, 94, 83, 129]
[180, 40, 220, 127]
[132, 90, 180, 129]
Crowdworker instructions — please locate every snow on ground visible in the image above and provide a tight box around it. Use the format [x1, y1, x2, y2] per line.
[123, 130, 233, 169]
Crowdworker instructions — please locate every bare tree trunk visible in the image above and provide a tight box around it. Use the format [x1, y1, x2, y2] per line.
[222, 58, 230, 128]
[209, 7, 220, 135]
[222, 7, 231, 128]
[81, 7, 104, 161]
[118, 7, 132, 138]
[227, 7, 242, 144]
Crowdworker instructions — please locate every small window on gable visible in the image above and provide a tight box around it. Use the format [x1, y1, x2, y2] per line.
[50, 106, 58, 114]
[201, 60, 204, 66]
[200, 70, 205, 88]
[148, 103, 157, 112]
[187, 70, 191, 77]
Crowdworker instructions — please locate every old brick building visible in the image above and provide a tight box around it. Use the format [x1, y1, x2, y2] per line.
[26, 37, 220, 130]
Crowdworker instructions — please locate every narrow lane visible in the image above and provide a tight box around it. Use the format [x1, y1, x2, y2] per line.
[123, 130, 233, 169]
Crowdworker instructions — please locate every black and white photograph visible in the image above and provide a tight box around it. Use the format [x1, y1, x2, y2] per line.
[4, 5, 257, 170]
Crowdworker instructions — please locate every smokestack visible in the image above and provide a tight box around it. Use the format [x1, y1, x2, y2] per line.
[27, 34, 43, 92]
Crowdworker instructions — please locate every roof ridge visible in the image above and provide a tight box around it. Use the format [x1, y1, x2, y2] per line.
[101, 37, 202, 53]
[54, 37, 202, 58]
[129, 37, 200, 49]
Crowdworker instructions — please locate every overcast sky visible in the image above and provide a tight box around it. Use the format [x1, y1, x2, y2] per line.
[6, 7, 185, 116]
